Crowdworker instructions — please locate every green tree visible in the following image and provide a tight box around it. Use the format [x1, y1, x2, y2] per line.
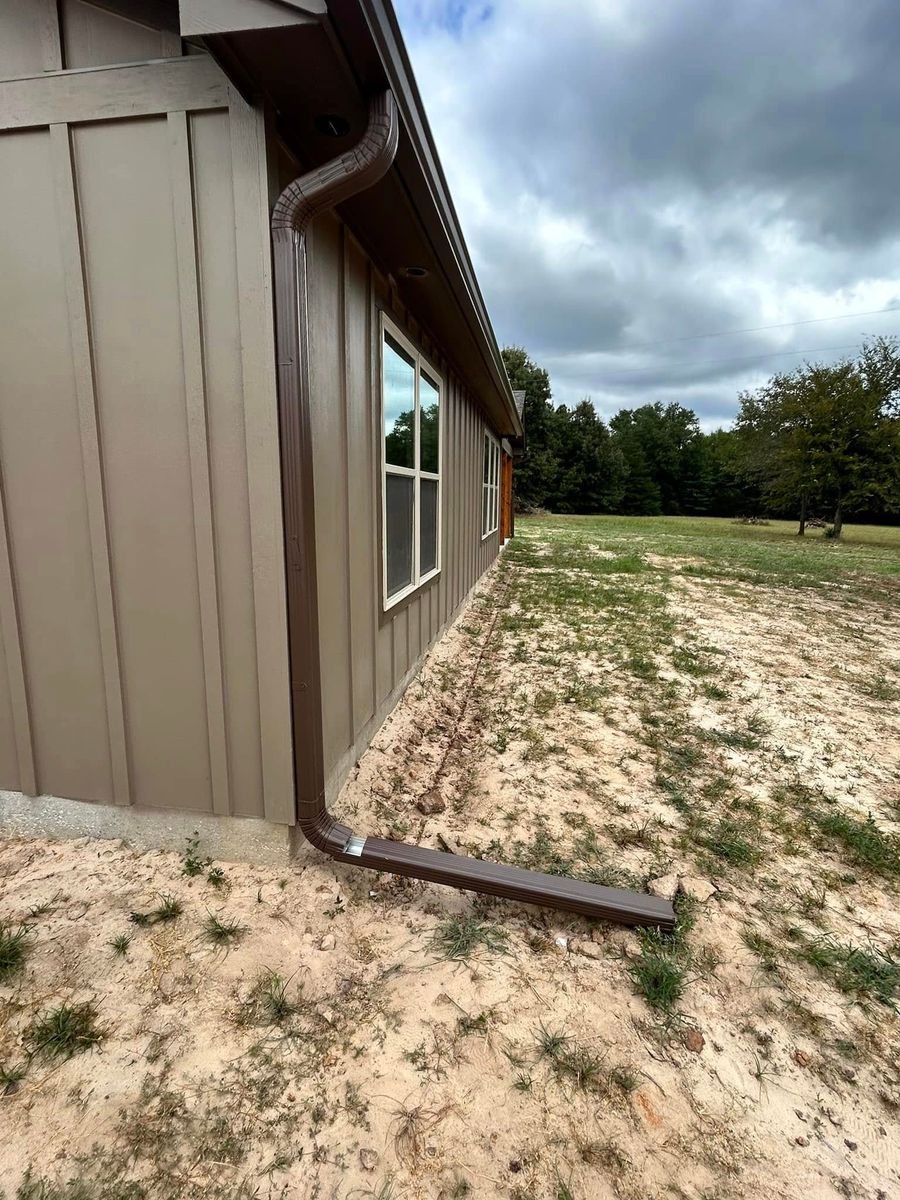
[610, 403, 705, 514]
[502, 346, 556, 509]
[698, 428, 757, 518]
[550, 399, 625, 512]
[735, 338, 900, 537]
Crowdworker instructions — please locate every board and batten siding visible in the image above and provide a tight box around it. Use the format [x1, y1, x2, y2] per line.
[306, 211, 502, 804]
[0, 5, 293, 821]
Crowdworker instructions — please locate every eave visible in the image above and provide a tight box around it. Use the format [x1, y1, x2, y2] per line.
[185, 0, 523, 440]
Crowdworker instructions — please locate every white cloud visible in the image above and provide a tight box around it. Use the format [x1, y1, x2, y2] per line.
[396, 0, 900, 429]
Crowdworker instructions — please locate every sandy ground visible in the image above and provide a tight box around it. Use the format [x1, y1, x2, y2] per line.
[2, 524, 899, 1200]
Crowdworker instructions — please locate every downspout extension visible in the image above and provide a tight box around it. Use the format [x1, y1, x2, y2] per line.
[272, 92, 675, 932]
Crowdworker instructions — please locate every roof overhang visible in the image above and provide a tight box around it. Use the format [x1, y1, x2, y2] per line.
[179, 0, 523, 440]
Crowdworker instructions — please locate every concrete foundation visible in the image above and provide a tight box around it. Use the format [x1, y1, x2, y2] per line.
[0, 790, 293, 867]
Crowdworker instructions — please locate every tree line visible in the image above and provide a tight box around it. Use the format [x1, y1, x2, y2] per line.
[502, 338, 900, 536]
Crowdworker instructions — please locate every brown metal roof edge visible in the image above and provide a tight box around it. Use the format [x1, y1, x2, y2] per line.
[271, 90, 673, 933]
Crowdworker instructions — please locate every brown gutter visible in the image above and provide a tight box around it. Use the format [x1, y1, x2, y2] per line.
[271, 91, 675, 933]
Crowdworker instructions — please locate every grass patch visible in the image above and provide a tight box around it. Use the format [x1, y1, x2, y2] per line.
[503, 824, 640, 891]
[814, 809, 900, 876]
[239, 970, 299, 1026]
[428, 915, 509, 962]
[1, 1061, 26, 1095]
[858, 674, 900, 702]
[129, 894, 183, 928]
[628, 943, 686, 1014]
[628, 897, 697, 1017]
[0, 923, 30, 983]
[741, 929, 780, 974]
[803, 938, 900, 1008]
[535, 1024, 636, 1096]
[696, 818, 762, 867]
[181, 832, 210, 878]
[27, 1002, 103, 1060]
[109, 933, 131, 957]
[203, 912, 247, 947]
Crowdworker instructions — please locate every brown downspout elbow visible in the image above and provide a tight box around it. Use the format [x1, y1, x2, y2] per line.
[272, 92, 675, 933]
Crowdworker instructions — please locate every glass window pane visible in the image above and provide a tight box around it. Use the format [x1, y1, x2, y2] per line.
[483, 435, 490, 483]
[384, 333, 415, 469]
[386, 473, 414, 597]
[420, 478, 438, 574]
[420, 372, 440, 474]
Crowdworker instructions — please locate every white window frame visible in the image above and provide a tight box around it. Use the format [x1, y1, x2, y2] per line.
[381, 313, 443, 611]
[482, 430, 500, 538]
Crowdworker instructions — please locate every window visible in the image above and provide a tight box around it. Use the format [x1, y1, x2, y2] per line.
[482, 432, 500, 537]
[382, 316, 442, 608]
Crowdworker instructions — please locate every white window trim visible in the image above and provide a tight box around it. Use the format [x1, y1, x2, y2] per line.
[482, 430, 500, 539]
[381, 313, 443, 611]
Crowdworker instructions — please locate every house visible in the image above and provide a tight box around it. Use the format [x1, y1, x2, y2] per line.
[0, 0, 673, 930]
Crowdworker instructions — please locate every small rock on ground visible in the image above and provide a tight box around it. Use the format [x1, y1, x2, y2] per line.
[571, 938, 604, 960]
[359, 1149, 378, 1172]
[679, 875, 717, 902]
[648, 873, 679, 900]
[683, 1027, 705, 1053]
[416, 789, 446, 815]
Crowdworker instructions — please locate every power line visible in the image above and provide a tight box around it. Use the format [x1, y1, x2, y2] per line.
[603, 341, 865, 379]
[600, 303, 900, 354]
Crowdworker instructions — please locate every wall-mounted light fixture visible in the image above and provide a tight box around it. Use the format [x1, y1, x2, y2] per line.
[314, 114, 351, 138]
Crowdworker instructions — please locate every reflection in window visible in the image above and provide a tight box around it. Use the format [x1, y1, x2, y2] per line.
[482, 433, 500, 537]
[382, 319, 442, 606]
[386, 474, 414, 596]
[419, 372, 440, 474]
[384, 334, 415, 469]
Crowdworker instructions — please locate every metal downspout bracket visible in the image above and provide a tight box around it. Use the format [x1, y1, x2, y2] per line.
[271, 91, 675, 933]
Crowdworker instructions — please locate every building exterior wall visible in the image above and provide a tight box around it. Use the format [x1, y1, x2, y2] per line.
[0, 2, 294, 821]
[305, 211, 502, 804]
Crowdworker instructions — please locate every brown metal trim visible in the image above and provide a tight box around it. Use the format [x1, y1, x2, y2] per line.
[271, 91, 675, 933]
[352, 839, 674, 927]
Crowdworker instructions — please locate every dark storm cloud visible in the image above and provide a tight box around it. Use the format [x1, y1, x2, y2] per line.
[395, 0, 900, 425]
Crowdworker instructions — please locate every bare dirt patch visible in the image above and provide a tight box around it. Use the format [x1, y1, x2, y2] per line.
[2, 520, 899, 1199]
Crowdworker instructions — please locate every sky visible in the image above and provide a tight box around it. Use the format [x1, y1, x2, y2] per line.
[393, 0, 900, 429]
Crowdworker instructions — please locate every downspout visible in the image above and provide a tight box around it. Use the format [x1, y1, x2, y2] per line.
[272, 92, 675, 932]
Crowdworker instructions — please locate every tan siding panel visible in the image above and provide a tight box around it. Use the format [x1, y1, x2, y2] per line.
[0, 595, 22, 790]
[0, 1, 57, 78]
[73, 115, 212, 812]
[372, 277, 393, 706]
[191, 107, 265, 819]
[344, 234, 377, 734]
[307, 213, 352, 782]
[229, 90, 293, 823]
[0, 126, 110, 801]
[61, 0, 180, 69]
[393, 606, 407, 685]
[168, 109, 230, 816]
[50, 122, 130, 805]
[309, 216, 503, 803]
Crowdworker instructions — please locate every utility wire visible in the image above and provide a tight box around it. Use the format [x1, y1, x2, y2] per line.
[603, 341, 865, 378]
[600, 303, 900, 354]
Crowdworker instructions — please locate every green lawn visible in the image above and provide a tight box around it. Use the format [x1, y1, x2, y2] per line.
[517, 514, 900, 590]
